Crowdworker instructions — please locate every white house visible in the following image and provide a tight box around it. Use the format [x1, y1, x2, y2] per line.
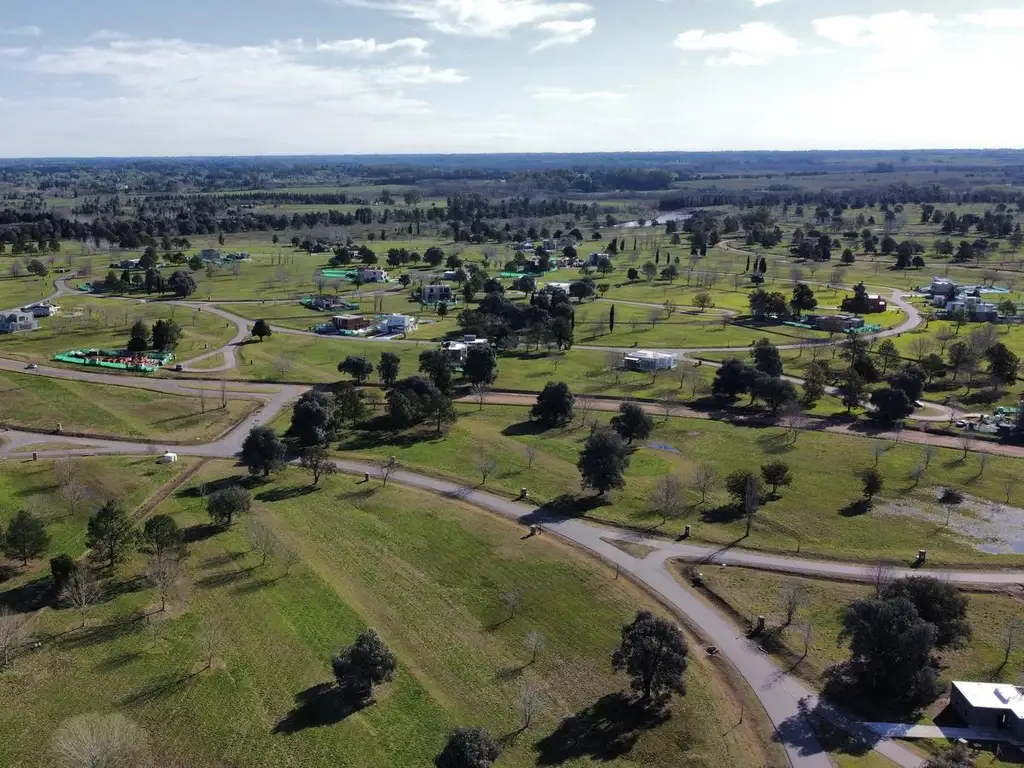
[946, 295, 997, 321]
[0, 311, 38, 333]
[541, 282, 572, 294]
[622, 350, 678, 373]
[357, 268, 390, 283]
[422, 284, 454, 304]
[441, 336, 489, 364]
[23, 301, 59, 318]
[587, 252, 610, 266]
[381, 314, 418, 334]
[950, 681, 1024, 740]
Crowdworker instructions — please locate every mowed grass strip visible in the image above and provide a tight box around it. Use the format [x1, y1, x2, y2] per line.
[0, 370, 257, 443]
[0, 463, 778, 767]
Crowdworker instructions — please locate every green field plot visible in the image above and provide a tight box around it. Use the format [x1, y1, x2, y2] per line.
[0, 462, 777, 768]
[0, 271, 56, 309]
[304, 405, 1024, 566]
[0, 370, 256, 442]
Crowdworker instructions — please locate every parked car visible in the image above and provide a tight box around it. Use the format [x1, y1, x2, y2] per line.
[25, 363, 37, 370]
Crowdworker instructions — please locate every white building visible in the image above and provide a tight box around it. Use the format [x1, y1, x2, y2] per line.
[950, 681, 1024, 740]
[0, 311, 38, 333]
[381, 314, 418, 334]
[22, 301, 60, 318]
[441, 336, 489, 364]
[622, 350, 678, 373]
[422, 284, 454, 304]
[541, 282, 572, 294]
[357, 268, 390, 283]
[587, 252, 610, 266]
[946, 295, 997, 321]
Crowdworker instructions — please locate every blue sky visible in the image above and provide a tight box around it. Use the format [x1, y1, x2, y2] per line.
[1, 0, 1023, 156]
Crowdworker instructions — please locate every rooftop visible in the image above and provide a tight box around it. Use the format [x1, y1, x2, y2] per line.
[953, 681, 1024, 716]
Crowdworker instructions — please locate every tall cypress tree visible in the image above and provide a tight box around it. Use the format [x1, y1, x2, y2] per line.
[609, 305, 616, 333]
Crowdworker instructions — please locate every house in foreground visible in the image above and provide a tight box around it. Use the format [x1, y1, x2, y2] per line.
[950, 681, 1024, 740]
[381, 314, 418, 334]
[441, 335, 489, 365]
[0, 311, 38, 333]
[621, 350, 678, 373]
[23, 301, 60, 318]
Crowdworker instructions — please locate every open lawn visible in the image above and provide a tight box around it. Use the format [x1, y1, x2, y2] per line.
[0, 296, 238, 366]
[0, 455, 195, 561]
[0, 272, 56, 309]
[291, 404, 1024, 566]
[0, 370, 256, 442]
[0, 462, 779, 767]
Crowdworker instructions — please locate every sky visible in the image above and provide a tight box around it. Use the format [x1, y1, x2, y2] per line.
[0, 0, 1023, 157]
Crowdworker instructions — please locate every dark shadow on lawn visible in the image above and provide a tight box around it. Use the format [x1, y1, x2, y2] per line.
[699, 503, 744, 524]
[176, 474, 250, 499]
[201, 551, 246, 569]
[838, 499, 872, 517]
[58, 611, 148, 650]
[534, 692, 670, 766]
[255, 485, 318, 503]
[273, 683, 371, 735]
[94, 650, 144, 673]
[501, 420, 553, 437]
[775, 697, 879, 760]
[0, 575, 52, 614]
[182, 522, 223, 544]
[232, 575, 283, 595]
[121, 669, 204, 706]
[195, 568, 253, 590]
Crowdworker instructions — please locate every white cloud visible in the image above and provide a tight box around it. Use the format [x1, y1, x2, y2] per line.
[339, 0, 591, 37]
[0, 25, 41, 37]
[530, 85, 622, 102]
[315, 37, 431, 56]
[531, 18, 595, 52]
[962, 9, 1024, 29]
[0, 48, 27, 57]
[752, 0, 782, 6]
[812, 11, 938, 49]
[86, 29, 131, 42]
[674, 22, 799, 66]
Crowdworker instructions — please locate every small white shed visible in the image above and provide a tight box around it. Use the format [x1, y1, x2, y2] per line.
[160, 451, 178, 463]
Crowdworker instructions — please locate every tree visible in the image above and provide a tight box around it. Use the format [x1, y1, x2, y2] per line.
[2, 509, 50, 565]
[86, 502, 136, 571]
[637, 467, 684, 526]
[569, 280, 595, 303]
[476, 454, 499, 485]
[145, 551, 183, 612]
[840, 369, 866, 413]
[642, 261, 657, 281]
[151, 319, 183, 351]
[869, 387, 914, 423]
[0, 606, 27, 669]
[780, 582, 806, 628]
[881, 576, 971, 649]
[922, 744, 973, 768]
[332, 628, 397, 701]
[27, 258, 48, 276]
[338, 355, 374, 384]
[751, 374, 797, 414]
[59, 569, 102, 628]
[860, 467, 883, 500]
[52, 713, 151, 768]
[889, 364, 926, 403]
[251, 319, 272, 341]
[525, 629, 547, 663]
[985, 342, 1019, 386]
[502, 590, 522, 619]
[141, 514, 184, 558]
[531, 381, 574, 428]
[712, 358, 754, 400]
[578, 428, 630, 496]
[247, 518, 277, 568]
[752, 338, 783, 376]
[837, 596, 940, 706]
[241, 425, 286, 477]
[760, 462, 792, 495]
[690, 464, 717, 504]
[434, 727, 501, 768]
[693, 291, 712, 311]
[126, 320, 150, 353]
[610, 402, 653, 445]
[50, 554, 78, 598]
[790, 283, 817, 313]
[464, 345, 498, 385]
[875, 339, 901, 375]
[300, 446, 338, 486]
[801, 361, 827, 407]
[938, 487, 964, 527]
[168, 270, 197, 298]
[419, 349, 455, 394]
[611, 611, 688, 702]
[206, 485, 252, 526]
[377, 352, 401, 388]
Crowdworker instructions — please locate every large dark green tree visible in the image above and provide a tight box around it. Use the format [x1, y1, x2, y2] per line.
[290, 390, 339, 447]
[752, 339, 783, 377]
[610, 402, 653, 445]
[434, 727, 501, 768]
[463, 346, 497, 385]
[2, 510, 50, 565]
[86, 502, 137, 570]
[126, 320, 150, 353]
[578, 429, 630, 495]
[206, 485, 252, 527]
[377, 352, 401, 388]
[151, 319, 183, 351]
[241, 425, 286, 477]
[332, 628, 396, 701]
[531, 382, 574, 428]
[338, 355, 373, 384]
[251, 319, 272, 341]
[418, 350, 455, 394]
[168, 270, 197, 298]
[880, 577, 971, 649]
[141, 514, 184, 558]
[611, 611, 688, 702]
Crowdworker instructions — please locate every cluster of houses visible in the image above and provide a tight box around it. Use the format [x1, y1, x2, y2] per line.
[199, 250, 251, 264]
[0, 301, 60, 334]
[927, 277, 999, 322]
[318, 313, 418, 337]
[512, 236, 577, 253]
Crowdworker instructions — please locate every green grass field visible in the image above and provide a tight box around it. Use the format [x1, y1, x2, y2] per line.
[285, 404, 1024, 567]
[0, 455, 195, 560]
[0, 273, 56, 309]
[0, 370, 256, 443]
[0, 462, 779, 767]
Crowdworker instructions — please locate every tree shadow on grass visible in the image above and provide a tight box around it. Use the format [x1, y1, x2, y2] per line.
[699, 503, 744, 524]
[195, 568, 254, 591]
[176, 474, 250, 499]
[182, 522, 223, 544]
[94, 650, 144, 673]
[534, 692, 671, 766]
[0, 575, 52, 614]
[838, 499, 872, 517]
[337, 424, 439, 452]
[57, 611, 148, 650]
[121, 669, 204, 706]
[232, 575, 284, 595]
[273, 683, 371, 735]
[501, 420, 554, 437]
[255, 485, 318, 503]
[776, 698, 877, 760]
